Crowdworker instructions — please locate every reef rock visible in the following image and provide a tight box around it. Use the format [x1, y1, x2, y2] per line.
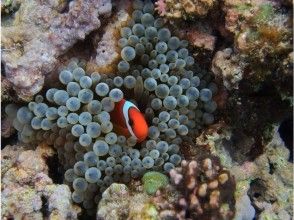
[197, 123, 293, 219]
[1, 143, 81, 220]
[97, 183, 130, 220]
[97, 183, 157, 220]
[213, 0, 293, 94]
[87, 1, 132, 74]
[2, 0, 112, 101]
[155, 0, 217, 18]
[211, 48, 244, 90]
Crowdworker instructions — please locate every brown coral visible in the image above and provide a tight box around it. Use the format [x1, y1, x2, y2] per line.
[156, 157, 236, 220]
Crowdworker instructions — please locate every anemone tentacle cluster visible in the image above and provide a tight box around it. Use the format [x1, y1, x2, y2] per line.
[7, 0, 217, 213]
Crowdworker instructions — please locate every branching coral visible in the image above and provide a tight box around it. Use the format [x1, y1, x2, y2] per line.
[155, 157, 236, 220]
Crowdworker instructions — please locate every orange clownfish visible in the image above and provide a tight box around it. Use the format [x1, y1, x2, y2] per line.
[110, 99, 148, 143]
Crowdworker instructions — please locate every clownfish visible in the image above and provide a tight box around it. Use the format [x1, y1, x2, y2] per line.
[110, 99, 148, 143]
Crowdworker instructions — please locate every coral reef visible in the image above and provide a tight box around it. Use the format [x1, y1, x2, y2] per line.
[211, 48, 244, 90]
[209, 0, 293, 172]
[180, 28, 216, 51]
[1, 0, 112, 101]
[1, 117, 14, 138]
[6, 0, 218, 214]
[214, 1, 293, 95]
[1, 0, 293, 219]
[196, 123, 293, 219]
[97, 183, 130, 219]
[1, 143, 81, 219]
[1, 0, 21, 15]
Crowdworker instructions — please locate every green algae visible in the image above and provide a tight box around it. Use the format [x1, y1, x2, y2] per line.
[142, 171, 169, 195]
[255, 3, 275, 23]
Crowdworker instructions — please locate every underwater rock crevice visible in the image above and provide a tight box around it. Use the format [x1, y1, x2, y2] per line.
[45, 152, 64, 184]
[278, 117, 293, 162]
[40, 195, 50, 218]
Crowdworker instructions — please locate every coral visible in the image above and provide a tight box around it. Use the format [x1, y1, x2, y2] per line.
[246, 128, 293, 218]
[1, 144, 25, 175]
[142, 171, 169, 195]
[181, 28, 216, 51]
[128, 198, 158, 220]
[1, 77, 15, 101]
[209, 3, 292, 153]
[155, 157, 236, 220]
[1, 0, 21, 15]
[1, 144, 81, 219]
[155, 0, 217, 19]
[1, 0, 112, 101]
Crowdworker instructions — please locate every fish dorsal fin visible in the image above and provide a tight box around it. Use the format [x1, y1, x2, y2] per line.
[122, 101, 139, 139]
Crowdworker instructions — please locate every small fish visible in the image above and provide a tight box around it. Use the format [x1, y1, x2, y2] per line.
[110, 99, 148, 143]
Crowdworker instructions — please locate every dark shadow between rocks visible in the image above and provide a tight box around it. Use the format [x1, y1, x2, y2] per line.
[41, 195, 50, 218]
[278, 117, 293, 162]
[46, 153, 64, 184]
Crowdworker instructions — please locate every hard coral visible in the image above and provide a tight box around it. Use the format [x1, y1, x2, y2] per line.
[231, 127, 293, 219]
[178, 27, 216, 51]
[156, 157, 236, 220]
[1, 0, 112, 101]
[195, 121, 293, 219]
